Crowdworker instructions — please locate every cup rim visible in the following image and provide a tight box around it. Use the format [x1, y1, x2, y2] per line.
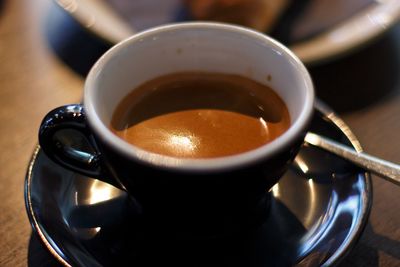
[84, 22, 315, 172]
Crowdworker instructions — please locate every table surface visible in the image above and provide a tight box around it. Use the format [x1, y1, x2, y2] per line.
[0, 0, 399, 266]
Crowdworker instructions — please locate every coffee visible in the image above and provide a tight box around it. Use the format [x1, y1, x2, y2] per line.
[110, 72, 290, 158]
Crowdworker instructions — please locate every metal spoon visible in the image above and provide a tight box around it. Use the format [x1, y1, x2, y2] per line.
[305, 132, 400, 186]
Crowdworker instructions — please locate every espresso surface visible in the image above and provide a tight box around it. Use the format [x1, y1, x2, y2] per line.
[111, 72, 290, 158]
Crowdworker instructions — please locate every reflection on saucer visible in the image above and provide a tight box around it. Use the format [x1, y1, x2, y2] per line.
[25, 102, 372, 266]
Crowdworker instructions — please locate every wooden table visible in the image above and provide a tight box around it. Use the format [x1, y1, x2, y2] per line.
[0, 0, 399, 266]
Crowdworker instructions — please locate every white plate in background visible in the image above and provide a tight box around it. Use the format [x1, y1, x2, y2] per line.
[54, 0, 400, 65]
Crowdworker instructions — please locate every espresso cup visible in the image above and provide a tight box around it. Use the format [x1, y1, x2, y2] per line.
[39, 23, 314, 237]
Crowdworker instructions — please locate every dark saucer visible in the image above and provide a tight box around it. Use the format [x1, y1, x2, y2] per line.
[25, 102, 372, 267]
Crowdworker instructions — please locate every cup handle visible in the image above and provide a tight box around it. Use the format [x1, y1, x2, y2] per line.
[38, 104, 121, 188]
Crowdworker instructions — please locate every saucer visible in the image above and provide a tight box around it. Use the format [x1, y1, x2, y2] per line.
[25, 102, 372, 267]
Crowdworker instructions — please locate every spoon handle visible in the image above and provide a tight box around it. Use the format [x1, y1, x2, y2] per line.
[305, 132, 400, 186]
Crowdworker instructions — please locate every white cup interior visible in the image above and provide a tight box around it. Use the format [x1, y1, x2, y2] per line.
[84, 23, 314, 171]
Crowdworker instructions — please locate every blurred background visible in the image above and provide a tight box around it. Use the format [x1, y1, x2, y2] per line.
[0, 0, 399, 266]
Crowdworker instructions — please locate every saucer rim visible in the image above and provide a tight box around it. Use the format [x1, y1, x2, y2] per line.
[24, 101, 372, 267]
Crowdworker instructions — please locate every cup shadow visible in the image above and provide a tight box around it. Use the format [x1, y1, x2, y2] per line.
[27, 197, 309, 267]
[309, 25, 400, 113]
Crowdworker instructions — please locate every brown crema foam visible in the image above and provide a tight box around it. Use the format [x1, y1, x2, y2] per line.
[110, 72, 290, 158]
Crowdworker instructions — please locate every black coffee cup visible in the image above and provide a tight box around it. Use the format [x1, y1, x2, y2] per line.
[39, 23, 314, 238]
